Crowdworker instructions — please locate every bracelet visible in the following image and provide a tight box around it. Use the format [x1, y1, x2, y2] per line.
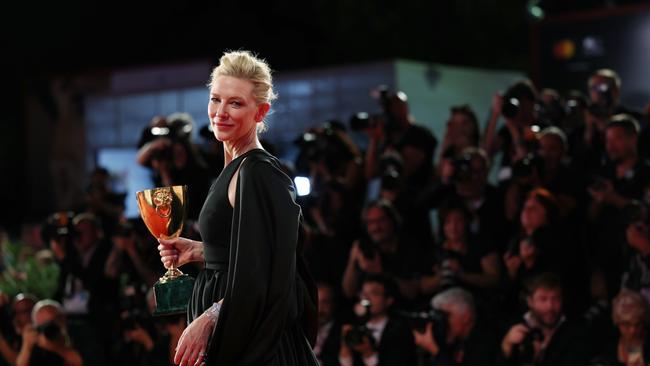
[205, 302, 221, 323]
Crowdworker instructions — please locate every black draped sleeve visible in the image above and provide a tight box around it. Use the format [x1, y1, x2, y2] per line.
[206, 152, 317, 365]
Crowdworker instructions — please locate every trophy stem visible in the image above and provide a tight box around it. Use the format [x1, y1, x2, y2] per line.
[160, 260, 184, 283]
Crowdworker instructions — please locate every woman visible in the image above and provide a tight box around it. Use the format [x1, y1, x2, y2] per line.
[594, 289, 650, 366]
[500, 188, 560, 316]
[158, 51, 318, 366]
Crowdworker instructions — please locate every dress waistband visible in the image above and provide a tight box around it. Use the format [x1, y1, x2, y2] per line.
[204, 261, 228, 271]
[203, 243, 229, 271]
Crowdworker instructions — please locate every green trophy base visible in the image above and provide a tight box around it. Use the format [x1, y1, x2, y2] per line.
[152, 274, 195, 316]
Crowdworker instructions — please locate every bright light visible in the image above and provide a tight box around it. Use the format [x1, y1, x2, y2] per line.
[294, 176, 311, 196]
[530, 6, 544, 19]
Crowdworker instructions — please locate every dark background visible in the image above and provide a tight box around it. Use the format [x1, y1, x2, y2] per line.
[2, 0, 649, 233]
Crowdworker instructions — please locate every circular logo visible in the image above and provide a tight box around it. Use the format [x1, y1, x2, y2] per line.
[153, 188, 173, 218]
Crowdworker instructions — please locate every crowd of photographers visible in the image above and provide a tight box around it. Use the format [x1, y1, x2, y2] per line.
[2, 68, 650, 366]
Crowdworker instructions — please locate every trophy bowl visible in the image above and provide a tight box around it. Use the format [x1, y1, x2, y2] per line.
[136, 185, 194, 315]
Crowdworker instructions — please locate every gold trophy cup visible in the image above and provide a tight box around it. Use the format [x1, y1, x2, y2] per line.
[136, 185, 194, 315]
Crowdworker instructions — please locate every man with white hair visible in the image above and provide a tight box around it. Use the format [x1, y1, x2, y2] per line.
[16, 299, 82, 366]
[413, 287, 497, 365]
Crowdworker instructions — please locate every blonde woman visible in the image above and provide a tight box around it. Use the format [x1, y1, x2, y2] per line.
[596, 290, 650, 366]
[158, 50, 318, 366]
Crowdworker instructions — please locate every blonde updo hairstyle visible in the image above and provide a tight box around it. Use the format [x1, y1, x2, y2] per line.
[209, 50, 277, 132]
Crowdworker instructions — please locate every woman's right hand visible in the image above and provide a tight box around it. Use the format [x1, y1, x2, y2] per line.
[157, 237, 202, 268]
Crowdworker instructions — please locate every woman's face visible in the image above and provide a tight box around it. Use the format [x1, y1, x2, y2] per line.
[443, 210, 467, 243]
[521, 196, 547, 233]
[208, 75, 267, 144]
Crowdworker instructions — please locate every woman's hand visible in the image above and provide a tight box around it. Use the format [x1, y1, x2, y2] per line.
[157, 237, 203, 269]
[174, 312, 216, 366]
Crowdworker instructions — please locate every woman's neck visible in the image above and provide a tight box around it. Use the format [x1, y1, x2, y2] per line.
[223, 133, 262, 165]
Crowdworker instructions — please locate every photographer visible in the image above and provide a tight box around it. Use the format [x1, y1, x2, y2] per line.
[360, 88, 437, 192]
[110, 308, 161, 366]
[501, 189, 571, 315]
[0, 294, 36, 366]
[497, 273, 590, 366]
[341, 200, 426, 306]
[422, 147, 508, 252]
[339, 275, 416, 366]
[621, 199, 650, 301]
[439, 105, 481, 158]
[587, 114, 650, 297]
[16, 299, 82, 366]
[504, 127, 580, 223]
[51, 213, 118, 366]
[105, 220, 159, 288]
[294, 121, 364, 199]
[419, 201, 501, 296]
[79, 167, 125, 238]
[578, 69, 644, 173]
[483, 79, 541, 177]
[136, 112, 212, 220]
[412, 287, 497, 366]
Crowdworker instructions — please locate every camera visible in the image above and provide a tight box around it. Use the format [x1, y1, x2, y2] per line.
[377, 152, 403, 191]
[293, 121, 353, 178]
[588, 81, 615, 119]
[502, 96, 522, 120]
[344, 299, 376, 349]
[512, 154, 543, 180]
[36, 321, 62, 341]
[395, 308, 449, 345]
[438, 250, 463, 289]
[41, 211, 76, 244]
[144, 114, 194, 162]
[517, 326, 543, 364]
[357, 236, 378, 260]
[349, 85, 400, 132]
[349, 112, 384, 131]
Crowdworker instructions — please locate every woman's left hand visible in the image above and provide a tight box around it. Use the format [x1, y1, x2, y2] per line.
[174, 312, 216, 366]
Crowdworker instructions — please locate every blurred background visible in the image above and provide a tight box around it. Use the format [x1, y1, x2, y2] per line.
[2, 0, 648, 226]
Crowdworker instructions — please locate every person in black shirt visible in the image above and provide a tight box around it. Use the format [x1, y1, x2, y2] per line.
[413, 287, 498, 366]
[587, 114, 650, 297]
[16, 300, 83, 366]
[342, 200, 426, 308]
[497, 273, 591, 366]
[339, 275, 417, 366]
[419, 201, 500, 296]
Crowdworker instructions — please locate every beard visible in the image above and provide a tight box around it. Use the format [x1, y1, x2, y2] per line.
[532, 309, 561, 329]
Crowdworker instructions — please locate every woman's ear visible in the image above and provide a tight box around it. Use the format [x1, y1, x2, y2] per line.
[255, 103, 271, 123]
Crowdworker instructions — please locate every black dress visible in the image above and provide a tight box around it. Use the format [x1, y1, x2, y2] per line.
[193, 148, 319, 365]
